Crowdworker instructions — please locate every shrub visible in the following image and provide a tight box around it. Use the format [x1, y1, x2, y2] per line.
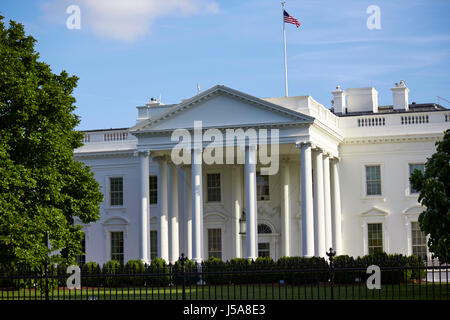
[147, 257, 170, 287]
[406, 255, 426, 281]
[253, 257, 278, 284]
[333, 255, 357, 284]
[277, 256, 328, 284]
[229, 258, 251, 284]
[203, 257, 228, 285]
[103, 260, 122, 287]
[82, 261, 102, 287]
[124, 259, 146, 287]
[172, 257, 199, 286]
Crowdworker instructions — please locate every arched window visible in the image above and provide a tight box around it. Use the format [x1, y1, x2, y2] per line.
[258, 224, 272, 234]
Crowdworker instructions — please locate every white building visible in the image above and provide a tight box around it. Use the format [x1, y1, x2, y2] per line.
[74, 81, 450, 265]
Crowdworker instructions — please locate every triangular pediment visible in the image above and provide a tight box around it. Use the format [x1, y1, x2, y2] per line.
[131, 85, 313, 133]
[360, 206, 389, 217]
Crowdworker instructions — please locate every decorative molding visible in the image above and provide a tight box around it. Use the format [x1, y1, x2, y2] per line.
[343, 134, 443, 145]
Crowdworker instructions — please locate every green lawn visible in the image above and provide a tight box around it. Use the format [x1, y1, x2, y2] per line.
[1, 282, 448, 300]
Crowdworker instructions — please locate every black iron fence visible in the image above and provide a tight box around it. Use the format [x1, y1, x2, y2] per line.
[0, 250, 448, 300]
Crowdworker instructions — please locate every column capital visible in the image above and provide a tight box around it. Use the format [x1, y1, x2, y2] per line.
[134, 150, 151, 157]
[296, 141, 312, 149]
[280, 157, 290, 165]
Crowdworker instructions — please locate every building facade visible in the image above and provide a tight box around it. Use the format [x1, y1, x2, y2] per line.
[74, 81, 450, 265]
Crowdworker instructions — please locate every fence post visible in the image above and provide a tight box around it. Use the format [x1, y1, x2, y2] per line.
[180, 253, 187, 300]
[44, 257, 49, 301]
[326, 248, 336, 300]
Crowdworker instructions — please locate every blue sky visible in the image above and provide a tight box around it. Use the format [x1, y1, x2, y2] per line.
[1, 0, 449, 130]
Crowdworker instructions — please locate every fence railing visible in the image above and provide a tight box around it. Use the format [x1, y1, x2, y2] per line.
[0, 250, 448, 301]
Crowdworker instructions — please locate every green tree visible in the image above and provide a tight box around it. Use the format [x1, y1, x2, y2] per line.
[410, 129, 450, 263]
[0, 16, 103, 267]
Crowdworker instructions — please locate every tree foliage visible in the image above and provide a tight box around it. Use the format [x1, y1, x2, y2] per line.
[0, 16, 103, 267]
[410, 129, 450, 263]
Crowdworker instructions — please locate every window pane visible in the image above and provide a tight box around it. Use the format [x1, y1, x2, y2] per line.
[149, 176, 158, 204]
[207, 173, 221, 202]
[366, 166, 381, 196]
[208, 228, 222, 260]
[409, 164, 424, 194]
[150, 230, 158, 260]
[110, 177, 123, 206]
[111, 231, 124, 265]
[368, 223, 383, 254]
[258, 243, 270, 257]
[257, 173, 270, 200]
[411, 222, 427, 260]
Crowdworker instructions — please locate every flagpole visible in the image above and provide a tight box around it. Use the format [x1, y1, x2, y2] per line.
[282, 2, 288, 97]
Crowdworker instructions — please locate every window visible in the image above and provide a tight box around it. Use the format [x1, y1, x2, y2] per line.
[258, 224, 272, 234]
[75, 232, 86, 266]
[150, 230, 158, 260]
[207, 173, 221, 202]
[149, 176, 158, 204]
[257, 172, 270, 201]
[111, 231, 124, 265]
[368, 223, 383, 254]
[207, 228, 222, 259]
[110, 177, 123, 206]
[258, 243, 270, 257]
[411, 222, 427, 261]
[365, 165, 381, 196]
[409, 164, 424, 194]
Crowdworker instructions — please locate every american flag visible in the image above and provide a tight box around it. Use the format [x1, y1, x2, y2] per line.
[283, 10, 301, 27]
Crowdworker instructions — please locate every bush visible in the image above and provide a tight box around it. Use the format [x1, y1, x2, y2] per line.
[406, 255, 426, 281]
[203, 257, 228, 285]
[172, 257, 199, 286]
[124, 259, 146, 287]
[333, 255, 358, 284]
[277, 256, 328, 284]
[229, 258, 251, 284]
[147, 257, 170, 287]
[253, 257, 278, 284]
[82, 261, 102, 287]
[103, 260, 122, 287]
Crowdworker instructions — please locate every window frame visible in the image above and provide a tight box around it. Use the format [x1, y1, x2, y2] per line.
[361, 163, 384, 199]
[206, 173, 222, 203]
[256, 171, 270, 201]
[110, 231, 124, 265]
[408, 163, 425, 196]
[367, 223, 383, 255]
[207, 228, 222, 260]
[149, 175, 158, 205]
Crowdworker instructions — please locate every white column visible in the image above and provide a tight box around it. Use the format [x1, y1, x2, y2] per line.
[245, 145, 258, 260]
[300, 142, 314, 257]
[168, 162, 179, 263]
[313, 149, 326, 257]
[183, 165, 193, 259]
[280, 159, 290, 257]
[158, 157, 169, 262]
[331, 159, 343, 255]
[191, 148, 203, 263]
[323, 154, 333, 252]
[138, 150, 150, 264]
[232, 166, 242, 258]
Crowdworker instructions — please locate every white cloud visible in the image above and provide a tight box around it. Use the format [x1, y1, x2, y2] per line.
[42, 0, 220, 41]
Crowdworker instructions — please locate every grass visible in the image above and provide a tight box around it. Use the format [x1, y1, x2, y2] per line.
[0, 282, 448, 300]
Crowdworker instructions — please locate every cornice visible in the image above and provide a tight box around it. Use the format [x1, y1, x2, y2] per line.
[342, 133, 443, 145]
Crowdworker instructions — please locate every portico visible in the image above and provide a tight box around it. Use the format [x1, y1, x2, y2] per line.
[131, 85, 343, 264]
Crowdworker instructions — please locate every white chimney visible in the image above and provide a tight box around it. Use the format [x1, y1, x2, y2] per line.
[346, 87, 379, 113]
[391, 80, 409, 111]
[136, 98, 161, 124]
[332, 85, 346, 114]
